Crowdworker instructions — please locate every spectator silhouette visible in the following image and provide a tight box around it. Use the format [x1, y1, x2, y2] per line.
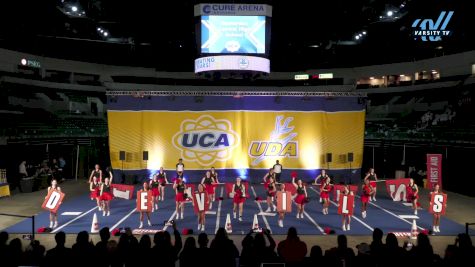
[277, 227, 308, 266]
[196, 233, 211, 267]
[240, 233, 254, 267]
[411, 233, 434, 266]
[117, 230, 139, 267]
[136, 235, 152, 266]
[210, 227, 239, 267]
[384, 233, 405, 267]
[305, 245, 323, 266]
[0, 232, 9, 263]
[7, 238, 23, 267]
[152, 222, 182, 267]
[72, 231, 96, 267]
[326, 235, 355, 267]
[24, 239, 45, 266]
[96, 227, 110, 267]
[252, 229, 277, 266]
[45, 231, 72, 267]
[370, 228, 385, 265]
[180, 236, 198, 267]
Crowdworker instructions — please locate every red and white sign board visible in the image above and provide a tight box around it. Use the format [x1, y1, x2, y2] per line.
[112, 184, 134, 200]
[193, 192, 209, 214]
[429, 193, 447, 215]
[337, 194, 354, 215]
[42, 190, 65, 213]
[333, 184, 358, 201]
[276, 191, 292, 213]
[225, 182, 249, 198]
[427, 154, 442, 190]
[385, 178, 411, 201]
[136, 190, 152, 212]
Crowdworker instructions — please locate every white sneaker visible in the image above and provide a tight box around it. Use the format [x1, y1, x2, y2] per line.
[147, 220, 151, 226]
[98, 206, 102, 211]
[265, 207, 271, 212]
[103, 211, 106, 216]
[296, 213, 299, 218]
[239, 216, 242, 222]
[139, 222, 143, 229]
[319, 197, 322, 202]
[414, 210, 418, 215]
[209, 202, 213, 209]
[107, 211, 110, 216]
[152, 207, 155, 212]
[176, 213, 180, 220]
[300, 213, 304, 219]
[233, 212, 237, 219]
[49, 221, 53, 228]
[278, 220, 283, 227]
[347, 224, 350, 231]
[433, 226, 436, 233]
[198, 224, 202, 230]
[273, 205, 277, 212]
[201, 225, 205, 231]
[155, 204, 158, 210]
[342, 224, 346, 231]
[362, 211, 366, 218]
[180, 213, 184, 219]
[373, 197, 377, 201]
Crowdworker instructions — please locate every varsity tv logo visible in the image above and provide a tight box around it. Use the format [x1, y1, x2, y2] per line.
[412, 11, 454, 41]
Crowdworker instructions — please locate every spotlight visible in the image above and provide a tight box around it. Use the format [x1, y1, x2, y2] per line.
[358, 34, 362, 37]
[362, 31, 367, 35]
[97, 27, 101, 31]
[71, 6, 78, 12]
[387, 11, 393, 17]
[355, 35, 360, 40]
[103, 32, 108, 37]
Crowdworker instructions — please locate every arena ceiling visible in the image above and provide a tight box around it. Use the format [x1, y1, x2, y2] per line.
[0, 0, 473, 72]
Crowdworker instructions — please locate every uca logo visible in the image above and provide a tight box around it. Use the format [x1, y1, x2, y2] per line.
[173, 115, 240, 166]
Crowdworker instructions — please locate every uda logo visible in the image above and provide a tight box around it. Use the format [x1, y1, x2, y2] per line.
[249, 116, 298, 166]
[173, 115, 239, 166]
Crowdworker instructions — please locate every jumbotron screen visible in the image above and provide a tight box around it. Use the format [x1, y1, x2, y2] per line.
[201, 16, 266, 54]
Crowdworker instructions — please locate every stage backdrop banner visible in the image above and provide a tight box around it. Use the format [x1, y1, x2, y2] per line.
[107, 95, 365, 182]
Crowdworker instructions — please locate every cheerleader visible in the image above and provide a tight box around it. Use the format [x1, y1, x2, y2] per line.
[341, 185, 353, 231]
[265, 176, 277, 212]
[194, 183, 209, 231]
[209, 167, 220, 205]
[292, 177, 307, 219]
[320, 177, 332, 215]
[364, 168, 378, 201]
[173, 178, 187, 219]
[149, 174, 160, 212]
[361, 178, 374, 218]
[138, 182, 152, 228]
[407, 178, 419, 215]
[89, 176, 101, 211]
[314, 169, 330, 202]
[89, 164, 102, 183]
[157, 167, 169, 201]
[46, 179, 61, 228]
[201, 171, 216, 209]
[263, 168, 275, 190]
[430, 184, 445, 232]
[231, 177, 246, 221]
[176, 158, 185, 178]
[277, 183, 287, 227]
[100, 177, 113, 216]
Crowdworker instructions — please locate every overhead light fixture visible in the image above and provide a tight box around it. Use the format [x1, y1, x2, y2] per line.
[436, 46, 443, 50]
[387, 11, 394, 17]
[362, 31, 367, 35]
[71, 6, 78, 12]
[309, 45, 319, 48]
[103, 32, 108, 37]
[97, 27, 101, 31]
[355, 35, 360, 40]
[369, 77, 374, 80]
[358, 34, 362, 37]
[400, 74, 405, 77]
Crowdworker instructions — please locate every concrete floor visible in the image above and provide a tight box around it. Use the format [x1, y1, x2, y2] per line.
[1, 180, 474, 256]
